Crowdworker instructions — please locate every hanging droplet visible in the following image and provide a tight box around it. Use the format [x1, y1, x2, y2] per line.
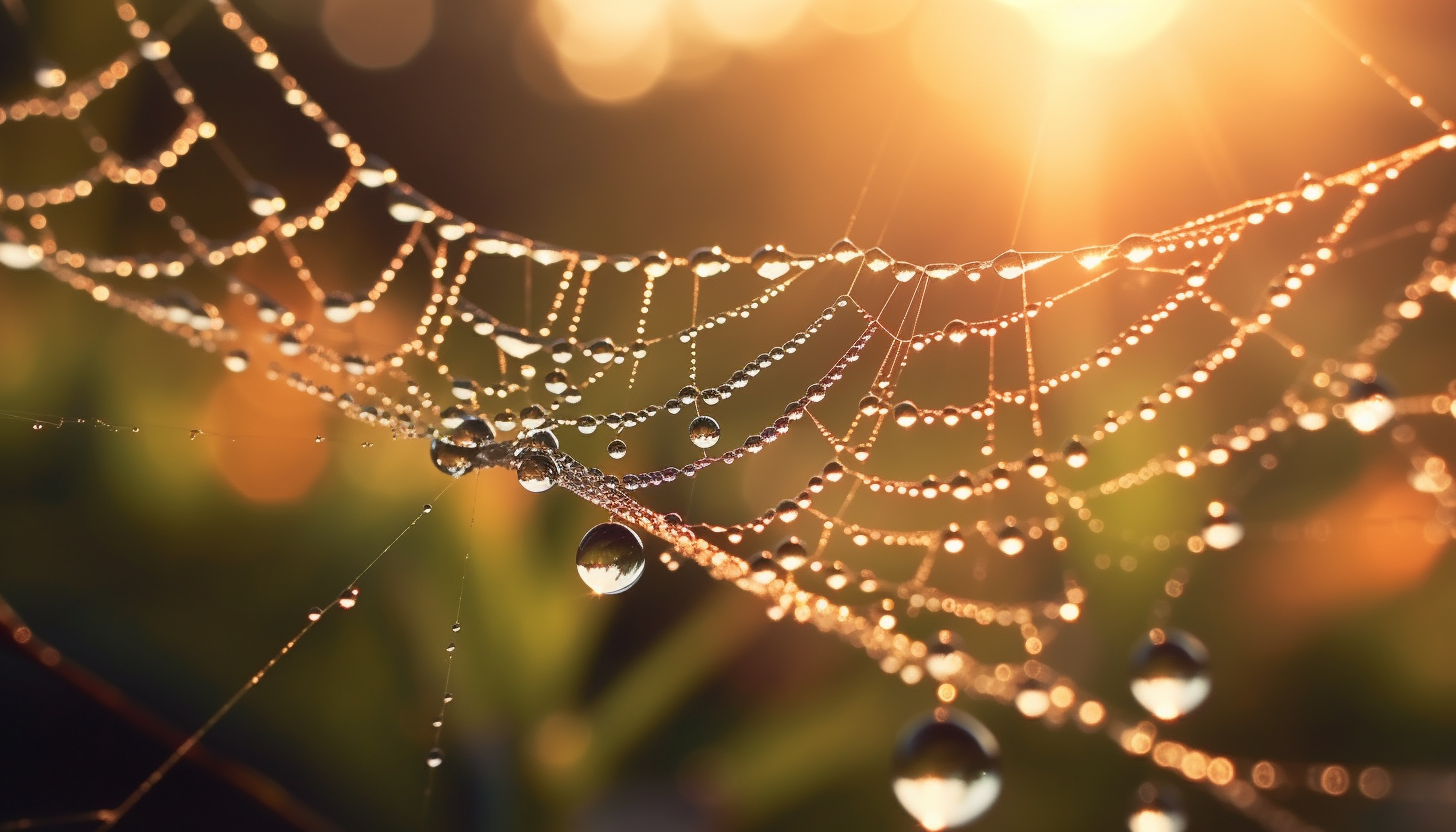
[1013, 679, 1051, 719]
[991, 250, 1025, 280]
[864, 247, 893, 272]
[1117, 234, 1157, 264]
[322, 292, 357, 323]
[306, 607, 323, 622]
[575, 522, 646, 595]
[543, 369, 570, 395]
[1063, 439, 1089, 469]
[941, 527, 965, 555]
[422, 504, 432, 514]
[1297, 172, 1326, 202]
[924, 631, 966, 682]
[891, 709, 1001, 831]
[607, 438, 627, 459]
[451, 621, 461, 632]
[516, 452, 559, 493]
[439, 405, 469, 430]
[1200, 501, 1243, 550]
[1024, 454, 1048, 479]
[752, 245, 792, 279]
[689, 246, 730, 277]
[945, 320, 969, 343]
[1343, 377, 1395, 434]
[1128, 783, 1187, 832]
[747, 552, 786, 585]
[1130, 629, 1210, 721]
[430, 438, 475, 478]
[990, 467, 1011, 490]
[337, 588, 359, 610]
[33, 58, 66, 89]
[139, 38, 171, 61]
[829, 238, 862, 263]
[824, 563, 849, 591]
[246, 181, 286, 217]
[688, 415, 721, 449]
[449, 416, 494, 448]
[587, 338, 616, 365]
[996, 526, 1026, 557]
[895, 402, 920, 428]
[774, 537, 809, 571]
[640, 250, 671, 278]
[426, 748, 444, 768]
[222, 350, 249, 372]
[387, 188, 434, 223]
[356, 154, 397, 188]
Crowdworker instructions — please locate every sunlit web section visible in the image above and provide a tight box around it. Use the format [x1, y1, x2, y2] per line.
[2, 1, 1456, 831]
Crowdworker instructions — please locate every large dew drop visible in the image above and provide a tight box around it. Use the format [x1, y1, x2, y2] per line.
[430, 438, 475, 478]
[516, 452, 559, 493]
[575, 522, 646, 595]
[1343, 377, 1396, 434]
[892, 709, 1002, 830]
[1130, 630, 1210, 721]
[688, 415, 721, 449]
[1200, 501, 1243, 550]
[1128, 783, 1186, 832]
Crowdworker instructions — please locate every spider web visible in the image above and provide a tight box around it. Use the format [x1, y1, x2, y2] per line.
[2, 1, 1456, 831]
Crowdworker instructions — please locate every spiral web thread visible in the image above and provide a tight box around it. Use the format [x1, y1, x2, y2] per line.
[2, 1, 1456, 830]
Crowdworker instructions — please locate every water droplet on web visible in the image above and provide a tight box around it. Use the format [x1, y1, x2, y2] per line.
[246, 181, 285, 217]
[1129, 783, 1186, 832]
[924, 631, 966, 682]
[449, 416, 494, 448]
[356, 154, 396, 188]
[222, 350, 248, 372]
[1200, 502, 1243, 550]
[306, 607, 323, 622]
[430, 438, 474, 478]
[824, 563, 849, 591]
[426, 748, 443, 768]
[575, 522, 646, 595]
[587, 338, 616, 365]
[445, 642, 455, 653]
[1024, 454, 1048, 479]
[33, 58, 66, 89]
[688, 415, 721, 449]
[1344, 377, 1395, 434]
[752, 245, 792, 279]
[829, 238, 862, 263]
[864, 247, 892, 272]
[945, 320, 969, 343]
[337, 588, 359, 610]
[139, 38, 171, 61]
[996, 526, 1026, 557]
[1063, 439, 1089, 469]
[607, 439, 627, 459]
[516, 452, 559, 492]
[422, 504, 432, 514]
[451, 621, 461, 633]
[689, 246, 730, 277]
[992, 250, 1025, 280]
[894, 402, 919, 428]
[774, 537, 809, 571]
[1130, 629, 1210, 721]
[1117, 234, 1157, 264]
[892, 709, 1001, 830]
[322, 292, 357, 323]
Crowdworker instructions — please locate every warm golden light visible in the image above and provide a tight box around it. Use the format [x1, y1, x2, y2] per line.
[996, 0, 1185, 55]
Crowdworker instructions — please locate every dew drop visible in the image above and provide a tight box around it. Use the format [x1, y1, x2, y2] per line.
[222, 350, 249, 373]
[1128, 783, 1186, 832]
[451, 621, 461, 632]
[1344, 377, 1395, 434]
[996, 526, 1026, 557]
[322, 292, 357, 323]
[688, 415, 721, 449]
[1200, 502, 1243, 550]
[429, 438, 475, 478]
[1063, 439, 1089, 469]
[516, 452, 559, 493]
[1117, 234, 1156, 264]
[824, 563, 849, 591]
[1024, 454, 1048, 479]
[991, 250, 1025, 280]
[246, 181, 285, 218]
[924, 631, 966, 682]
[356, 154, 397, 188]
[894, 402, 920, 428]
[337, 588, 359, 610]
[422, 504, 432, 514]
[892, 709, 1001, 830]
[607, 439, 627, 459]
[449, 416, 495, 448]
[689, 246, 730, 278]
[426, 748, 444, 768]
[864, 247, 893, 272]
[829, 238, 862, 263]
[944, 320, 969, 344]
[575, 522, 646, 595]
[1130, 629, 1210, 721]
[774, 537, 809, 571]
[752, 245, 792, 279]
[306, 607, 323, 622]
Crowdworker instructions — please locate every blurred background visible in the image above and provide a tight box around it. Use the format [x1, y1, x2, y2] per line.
[1, 1, 1455, 830]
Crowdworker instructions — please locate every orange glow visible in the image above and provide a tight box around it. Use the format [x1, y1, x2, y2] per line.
[203, 371, 327, 504]
[996, 0, 1185, 55]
